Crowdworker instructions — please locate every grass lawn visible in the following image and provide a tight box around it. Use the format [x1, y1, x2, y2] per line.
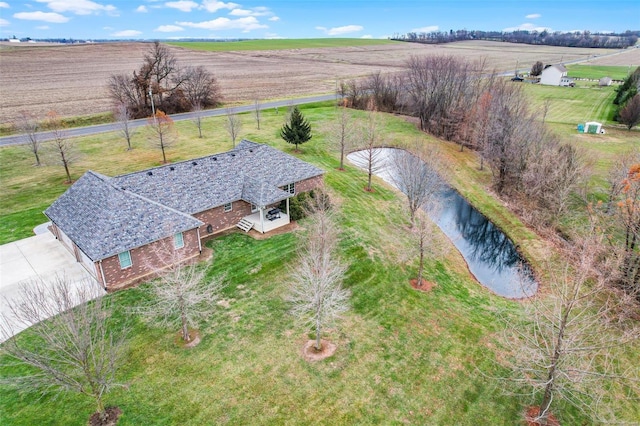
[522, 81, 618, 125]
[566, 64, 633, 81]
[1, 102, 639, 424]
[169, 38, 398, 52]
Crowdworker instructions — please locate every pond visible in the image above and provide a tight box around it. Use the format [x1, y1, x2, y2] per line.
[347, 148, 537, 299]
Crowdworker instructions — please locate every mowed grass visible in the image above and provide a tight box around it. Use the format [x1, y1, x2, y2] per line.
[566, 64, 633, 80]
[522, 82, 618, 125]
[169, 38, 398, 51]
[1, 102, 639, 424]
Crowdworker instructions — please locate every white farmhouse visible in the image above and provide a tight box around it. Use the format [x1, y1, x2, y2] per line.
[540, 64, 574, 86]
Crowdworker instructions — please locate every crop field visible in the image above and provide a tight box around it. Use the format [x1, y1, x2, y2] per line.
[0, 40, 632, 125]
[169, 38, 397, 51]
[581, 46, 640, 67]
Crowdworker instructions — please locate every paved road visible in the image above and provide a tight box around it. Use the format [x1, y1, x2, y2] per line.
[0, 94, 338, 146]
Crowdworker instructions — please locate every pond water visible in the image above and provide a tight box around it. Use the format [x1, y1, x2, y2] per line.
[347, 148, 537, 299]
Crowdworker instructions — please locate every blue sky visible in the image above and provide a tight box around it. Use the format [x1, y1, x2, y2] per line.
[0, 0, 638, 40]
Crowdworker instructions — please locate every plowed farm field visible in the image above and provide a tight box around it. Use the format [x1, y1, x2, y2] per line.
[0, 40, 634, 124]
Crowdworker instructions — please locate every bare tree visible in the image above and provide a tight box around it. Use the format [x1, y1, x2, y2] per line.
[114, 102, 135, 150]
[178, 65, 221, 109]
[253, 99, 261, 130]
[325, 108, 354, 170]
[499, 239, 640, 425]
[288, 194, 350, 351]
[352, 111, 386, 192]
[389, 144, 446, 224]
[618, 93, 640, 130]
[0, 276, 127, 423]
[224, 108, 242, 148]
[410, 212, 443, 288]
[405, 55, 486, 138]
[191, 101, 204, 138]
[147, 110, 176, 164]
[140, 262, 224, 342]
[15, 111, 42, 166]
[530, 61, 544, 77]
[45, 111, 75, 183]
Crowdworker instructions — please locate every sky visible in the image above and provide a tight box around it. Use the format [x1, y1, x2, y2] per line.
[0, 0, 638, 40]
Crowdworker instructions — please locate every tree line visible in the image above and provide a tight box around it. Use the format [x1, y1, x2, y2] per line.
[340, 55, 639, 303]
[392, 29, 639, 49]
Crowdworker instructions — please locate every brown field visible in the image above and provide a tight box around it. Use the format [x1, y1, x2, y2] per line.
[582, 46, 640, 66]
[0, 40, 633, 124]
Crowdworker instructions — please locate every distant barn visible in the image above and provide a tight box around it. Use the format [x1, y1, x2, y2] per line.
[599, 77, 612, 86]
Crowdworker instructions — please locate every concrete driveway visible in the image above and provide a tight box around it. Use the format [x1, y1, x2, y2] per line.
[0, 231, 104, 341]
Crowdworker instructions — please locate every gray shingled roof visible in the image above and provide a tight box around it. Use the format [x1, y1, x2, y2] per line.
[112, 140, 324, 213]
[44, 171, 203, 261]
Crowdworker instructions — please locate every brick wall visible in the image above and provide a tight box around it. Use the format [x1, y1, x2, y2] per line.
[295, 175, 324, 193]
[99, 227, 200, 291]
[194, 201, 253, 237]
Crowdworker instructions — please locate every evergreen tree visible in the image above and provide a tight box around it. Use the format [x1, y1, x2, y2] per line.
[280, 107, 312, 151]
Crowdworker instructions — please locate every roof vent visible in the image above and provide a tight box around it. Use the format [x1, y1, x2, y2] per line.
[212, 157, 217, 161]
[147, 171, 153, 176]
[170, 166, 175, 171]
[249, 149, 253, 153]
[192, 161, 198, 166]
[230, 153, 236, 157]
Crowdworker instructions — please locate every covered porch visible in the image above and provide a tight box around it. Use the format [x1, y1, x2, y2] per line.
[237, 176, 293, 234]
[243, 209, 291, 233]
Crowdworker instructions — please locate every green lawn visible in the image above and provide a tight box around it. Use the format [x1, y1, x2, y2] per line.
[1, 102, 639, 424]
[566, 64, 633, 80]
[169, 38, 398, 52]
[522, 82, 618, 125]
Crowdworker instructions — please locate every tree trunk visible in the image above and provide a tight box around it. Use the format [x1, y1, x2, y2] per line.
[417, 238, 425, 287]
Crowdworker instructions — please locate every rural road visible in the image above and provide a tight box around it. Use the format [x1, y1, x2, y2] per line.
[0, 94, 338, 146]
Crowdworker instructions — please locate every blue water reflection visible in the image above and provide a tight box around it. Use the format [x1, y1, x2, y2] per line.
[347, 148, 537, 298]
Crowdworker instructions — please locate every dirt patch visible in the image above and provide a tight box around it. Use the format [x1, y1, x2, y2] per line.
[301, 339, 337, 362]
[0, 41, 622, 124]
[524, 406, 560, 426]
[410, 278, 437, 292]
[175, 329, 202, 348]
[88, 406, 122, 426]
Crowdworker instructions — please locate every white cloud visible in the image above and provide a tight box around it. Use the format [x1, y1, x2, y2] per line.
[229, 8, 251, 16]
[526, 13, 541, 19]
[155, 24, 183, 32]
[13, 11, 69, 23]
[269, 16, 279, 22]
[0, 18, 9, 26]
[135, 5, 148, 12]
[165, 1, 198, 12]
[316, 24, 363, 36]
[201, 0, 237, 13]
[36, 0, 117, 16]
[103, 25, 113, 29]
[111, 29, 142, 37]
[503, 23, 551, 32]
[412, 25, 439, 33]
[37, 25, 50, 29]
[177, 16, 267, 32]
[361, 34, 372, 39]
[0, 2, 9, 8]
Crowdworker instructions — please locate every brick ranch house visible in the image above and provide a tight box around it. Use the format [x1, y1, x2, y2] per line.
[44, 140, 324, 291]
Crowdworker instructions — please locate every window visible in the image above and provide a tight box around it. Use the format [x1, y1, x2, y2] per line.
[118, 251, 132, 269]
[251, 203, 258, 213]
[174, 232, 184, 249]
[224, 202, 232, 212]
[282, 182, 295, 194]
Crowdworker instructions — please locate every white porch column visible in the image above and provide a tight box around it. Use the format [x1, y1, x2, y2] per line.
[259, 207, 265, 233]
[286, 198, 290, 217]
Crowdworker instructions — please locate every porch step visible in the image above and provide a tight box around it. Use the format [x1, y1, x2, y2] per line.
[237, 218, 253, 232]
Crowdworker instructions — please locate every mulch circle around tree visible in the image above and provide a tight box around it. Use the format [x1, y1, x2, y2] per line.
[174, 329, 201, 348]
[301, 339, 337, 362]
[410, 278, 437, 292]
[88, 406, 122, 426]
[524, 406, 560, 426]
